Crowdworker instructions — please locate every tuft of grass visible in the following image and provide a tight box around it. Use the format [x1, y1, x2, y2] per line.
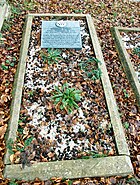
[52, 83, 82, 113]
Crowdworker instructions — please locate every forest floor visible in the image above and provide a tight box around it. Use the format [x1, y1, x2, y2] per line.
[0, 0, 139, 184]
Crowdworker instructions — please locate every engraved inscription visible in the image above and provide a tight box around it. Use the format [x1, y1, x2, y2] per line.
[41, 21, 82, 49]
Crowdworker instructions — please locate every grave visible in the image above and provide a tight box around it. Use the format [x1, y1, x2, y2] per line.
[4, 14, 133, 181]
[111, 27, 140, 111]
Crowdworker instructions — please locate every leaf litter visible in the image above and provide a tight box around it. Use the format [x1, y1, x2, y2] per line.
[12, 16, 116, 165]
[0, 0, 140, 184]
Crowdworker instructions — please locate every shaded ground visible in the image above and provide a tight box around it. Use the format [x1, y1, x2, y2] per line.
[0, 0, 139, 184]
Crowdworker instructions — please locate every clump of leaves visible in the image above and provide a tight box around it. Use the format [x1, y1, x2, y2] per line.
[52, 83, 82, 113]
[133, 46, 140, 58]
[10, 5, 20, 16]
[1, 64, 9, 70]
[0, 33, 4, 45]
[16, 136, 34, 152]
[40, 49, 62, 64]
[9, 179, 18, 185]
[7, 138, 14, 155]
[79, 57, 102, 80]
[1, 20, 11, 31]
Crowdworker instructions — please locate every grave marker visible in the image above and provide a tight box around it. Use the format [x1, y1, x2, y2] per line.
[41, 20, 82, 49]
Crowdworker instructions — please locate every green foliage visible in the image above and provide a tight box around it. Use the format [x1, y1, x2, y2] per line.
[17, 126, 23, 135]
[123, 122, 129, 130]
[1, 20, 11, 31]
[68, 180, 73, 185]
[123, 89, 129, 98]
[126, 176, 139, 185]
[24, 137, 34, 147]
[6, 59, 15, 67]
[16, 137, 34, 152]
[0, 33, 4, 45]
[133, 46, 140, 58]
[11, 5, 20, 15]
[47, 48, 62, 64]
[52, 83, 82, 113]
[80, 152, 107, 160]
[92, 153, 107, 158]
[23, 0, 36, 10]
[79, 57, 102, 80]
[40, 49, 62, 64]
[40, 50, 47, 62]
[7, 138, 14, 155]
[1, 64, 8, 70]
[28, 90, 34, 97]
[9, 179, 18, 185]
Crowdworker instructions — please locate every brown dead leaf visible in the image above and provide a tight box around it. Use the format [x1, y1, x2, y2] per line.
[0, 125, 7, 139]
[10, 154, 15, 163]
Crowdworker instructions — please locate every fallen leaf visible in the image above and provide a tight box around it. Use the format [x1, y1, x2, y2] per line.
[0, 125, 7, 139]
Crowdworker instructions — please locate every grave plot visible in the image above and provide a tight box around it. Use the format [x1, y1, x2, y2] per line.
[4, 14, 133, 181]
[111, 27, 140, 110]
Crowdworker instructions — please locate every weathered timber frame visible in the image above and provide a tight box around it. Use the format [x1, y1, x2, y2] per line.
[4, 14, 133, 180]
[111, 27, 140, 111]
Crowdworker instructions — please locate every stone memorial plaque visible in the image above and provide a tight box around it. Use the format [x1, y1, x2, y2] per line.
[41, 21, 82, 49]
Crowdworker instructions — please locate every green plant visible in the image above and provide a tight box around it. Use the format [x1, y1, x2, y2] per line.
[23, 0, 36, 10]
[1, 64, 8, 70]
[11, 5, 20, 15]
[0, 33, 4, 44]
[123, 89, 129, 98]
[40, 49, 62, 64]
[126, 177, 139, 185]
[7, 138, 14, 154]
[68, 180, 73, 185]
[16, 136, 34, 152]
[6, 59, 15, 67]
[133, 46, 140, 58]
[17, 126, 23, 135]
[113, 12, 117, 19]
[24, 137, 34, 147]
[1, 20, 11, 31]
[123, 122, 129, 129]
[52, 83, 82, 113]
[9, 179, 18, 185]
[79, 57, 102, 80]
[28, 90, 34, 97]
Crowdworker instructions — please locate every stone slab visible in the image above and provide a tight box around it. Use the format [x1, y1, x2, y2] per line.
[41, 20, 82, 49]
[0, 0, 10, 31]
[4, 14, 133, 180]
[111, 27, 140, 111]
[4, 156, 133, 181]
